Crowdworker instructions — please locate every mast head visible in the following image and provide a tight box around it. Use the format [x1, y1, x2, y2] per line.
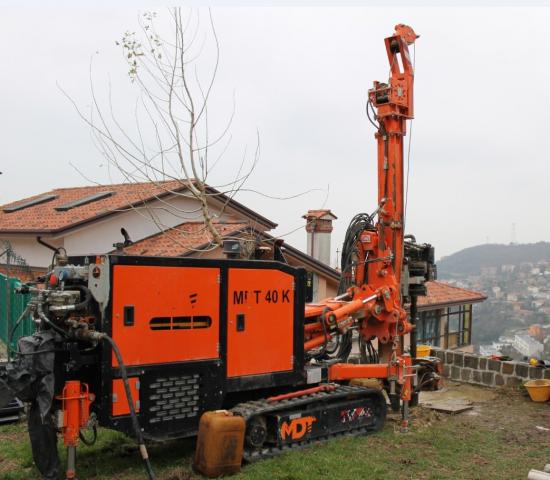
[394, 24, 419, 45]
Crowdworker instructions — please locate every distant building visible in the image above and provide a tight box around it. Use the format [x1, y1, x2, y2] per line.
[479, 344, 502, 357]
[514, 334, 543, 358]
[414, 281, 487, 353]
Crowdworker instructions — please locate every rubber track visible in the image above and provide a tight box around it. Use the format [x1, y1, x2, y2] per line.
[231, 385, 384, 462]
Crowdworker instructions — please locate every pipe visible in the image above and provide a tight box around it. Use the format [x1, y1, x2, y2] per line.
[528, 470, 550, 480]
[410, 295, 418, 358]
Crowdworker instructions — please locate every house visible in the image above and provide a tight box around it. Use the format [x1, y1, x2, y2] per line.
[414, 281, 487, 352]
[0, 181, 339, 301]
[514, 334, 543, 358]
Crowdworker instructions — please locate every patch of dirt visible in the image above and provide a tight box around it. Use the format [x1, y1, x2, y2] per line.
[420, 382, 497, 404]
[419, 382, 550, 444]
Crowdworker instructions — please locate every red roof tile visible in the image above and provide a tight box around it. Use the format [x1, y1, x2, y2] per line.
[302, 209, 337, 220]
[122, 222, 249, 257]
[417, 281, 487, 310]
[0, 181, 276, 233]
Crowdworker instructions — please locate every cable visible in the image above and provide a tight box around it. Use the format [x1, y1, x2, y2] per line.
[365, 99, 379, 130]
[103, 335, 156, 480]
[7, 306, 30, 360]
[338, 213, 375, 293]
[79, 425, 97, 446]
[72, 285, 92, 311]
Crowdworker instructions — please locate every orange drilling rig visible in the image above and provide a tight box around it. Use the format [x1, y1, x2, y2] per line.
[0, 24, 437, 480]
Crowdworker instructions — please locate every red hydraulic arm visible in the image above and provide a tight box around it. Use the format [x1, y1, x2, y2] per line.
[303, 25, 419, 417]
[57, 381, 95, 480]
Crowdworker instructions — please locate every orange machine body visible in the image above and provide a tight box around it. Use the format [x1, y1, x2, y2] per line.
[93, 256, 305, 441]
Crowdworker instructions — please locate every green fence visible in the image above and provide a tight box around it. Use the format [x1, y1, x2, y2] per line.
[0, 273, 33, 354]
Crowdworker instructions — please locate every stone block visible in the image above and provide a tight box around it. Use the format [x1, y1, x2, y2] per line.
[461, 368, 472, 382]
[515, 364, 529, 378]
[479, 358, 487, 370]
[529, 367, 543, 379]
[506, 376, 522, 387]
[464, 355, 479, 370]
[443, 364, 451, 378]
[453, 352, 464, 367]
[501, 362, 515, 375]
[472, 370, 482, 384]
[544, 370, 550, 380]
[434, 349, 446, 363]
[495, 374, 505, 386]
[482, 371, 495, 386]
[445, 351, 455, 364]
[451, 365, 461, 380]
[488, 359, 501, 372]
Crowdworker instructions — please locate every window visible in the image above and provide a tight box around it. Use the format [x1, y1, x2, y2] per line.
[3, 194, 57, 213]
[442, 304, 472, 348]
[417, 310, 440, 346]
[55, 191, 114, 211]
[416, 304, 473, 349]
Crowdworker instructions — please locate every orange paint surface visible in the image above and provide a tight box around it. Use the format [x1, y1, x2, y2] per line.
[226, 268, 295, 377]
[111, 265, 220, 366]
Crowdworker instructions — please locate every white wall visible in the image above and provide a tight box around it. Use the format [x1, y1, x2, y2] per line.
[0, 235, 64, 267]
[306, 231, 332, 267]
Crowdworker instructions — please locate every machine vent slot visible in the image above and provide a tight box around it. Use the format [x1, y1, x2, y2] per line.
[190, 316, 211, 329]
[150, 317, 171, 330]
[147, 374, 201, 424]
[172, 316, 192, 329]
[149, 316, 212, 331]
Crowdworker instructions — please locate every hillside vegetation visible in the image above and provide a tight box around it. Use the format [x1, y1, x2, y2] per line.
[438, 242, 550, 278]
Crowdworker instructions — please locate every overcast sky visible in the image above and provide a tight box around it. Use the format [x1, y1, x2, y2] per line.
[1, 4, 549, 263]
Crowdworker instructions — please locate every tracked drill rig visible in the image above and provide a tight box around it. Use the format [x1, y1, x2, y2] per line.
[0, 24, 437, 480]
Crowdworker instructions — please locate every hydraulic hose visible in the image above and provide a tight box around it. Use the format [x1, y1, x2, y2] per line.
[102, 334, 156, 480]
[7, 306, 31, 360]
[72, 285, 92, 311]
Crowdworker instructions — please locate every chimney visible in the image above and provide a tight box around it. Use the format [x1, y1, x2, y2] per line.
[302, 209, 337, 266]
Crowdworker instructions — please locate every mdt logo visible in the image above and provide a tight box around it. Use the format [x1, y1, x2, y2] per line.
[280, 416, 317, 441]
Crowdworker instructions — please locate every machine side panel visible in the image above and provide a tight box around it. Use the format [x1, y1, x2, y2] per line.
[226, 268, 295, 378]
[111, 265, 220, 366]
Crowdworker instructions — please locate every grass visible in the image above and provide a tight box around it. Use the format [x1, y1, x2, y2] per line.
[1, 389, 550, 480]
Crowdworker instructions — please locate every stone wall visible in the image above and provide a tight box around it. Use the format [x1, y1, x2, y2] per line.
[431, 347, 549, 388]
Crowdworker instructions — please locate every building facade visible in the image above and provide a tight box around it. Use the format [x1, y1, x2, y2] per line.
[415, 281, 487, 352]
[0, 181, 339, 300]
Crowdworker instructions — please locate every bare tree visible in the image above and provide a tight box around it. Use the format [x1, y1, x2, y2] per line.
[63, 7, 262, 250]
[61, 7, 327, 257]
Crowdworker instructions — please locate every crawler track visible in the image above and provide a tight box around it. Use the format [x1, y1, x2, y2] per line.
[231, 384, 386, 462]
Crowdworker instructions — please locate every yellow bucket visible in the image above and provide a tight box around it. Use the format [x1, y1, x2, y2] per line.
[525, 379, 550, 402]
[416, 345, 431, 358]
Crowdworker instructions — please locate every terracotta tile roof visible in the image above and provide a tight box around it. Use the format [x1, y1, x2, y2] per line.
[122, 222, 249, 257]
[417, 281, 487, 310]
[302, 209, 337, 220]
[0, 181, 276, 233]
[119, 223, 343, 282]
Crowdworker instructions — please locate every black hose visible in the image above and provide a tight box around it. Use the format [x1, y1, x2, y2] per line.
[71, 285, 92, 311]
[339, 213, 375, 293]
[79, 425, 97, 446]
[7, 306, 30, 360]
[103, 335, 156, 480]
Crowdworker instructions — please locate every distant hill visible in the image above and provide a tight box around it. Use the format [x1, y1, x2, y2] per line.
[437, 242, 550, 278]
